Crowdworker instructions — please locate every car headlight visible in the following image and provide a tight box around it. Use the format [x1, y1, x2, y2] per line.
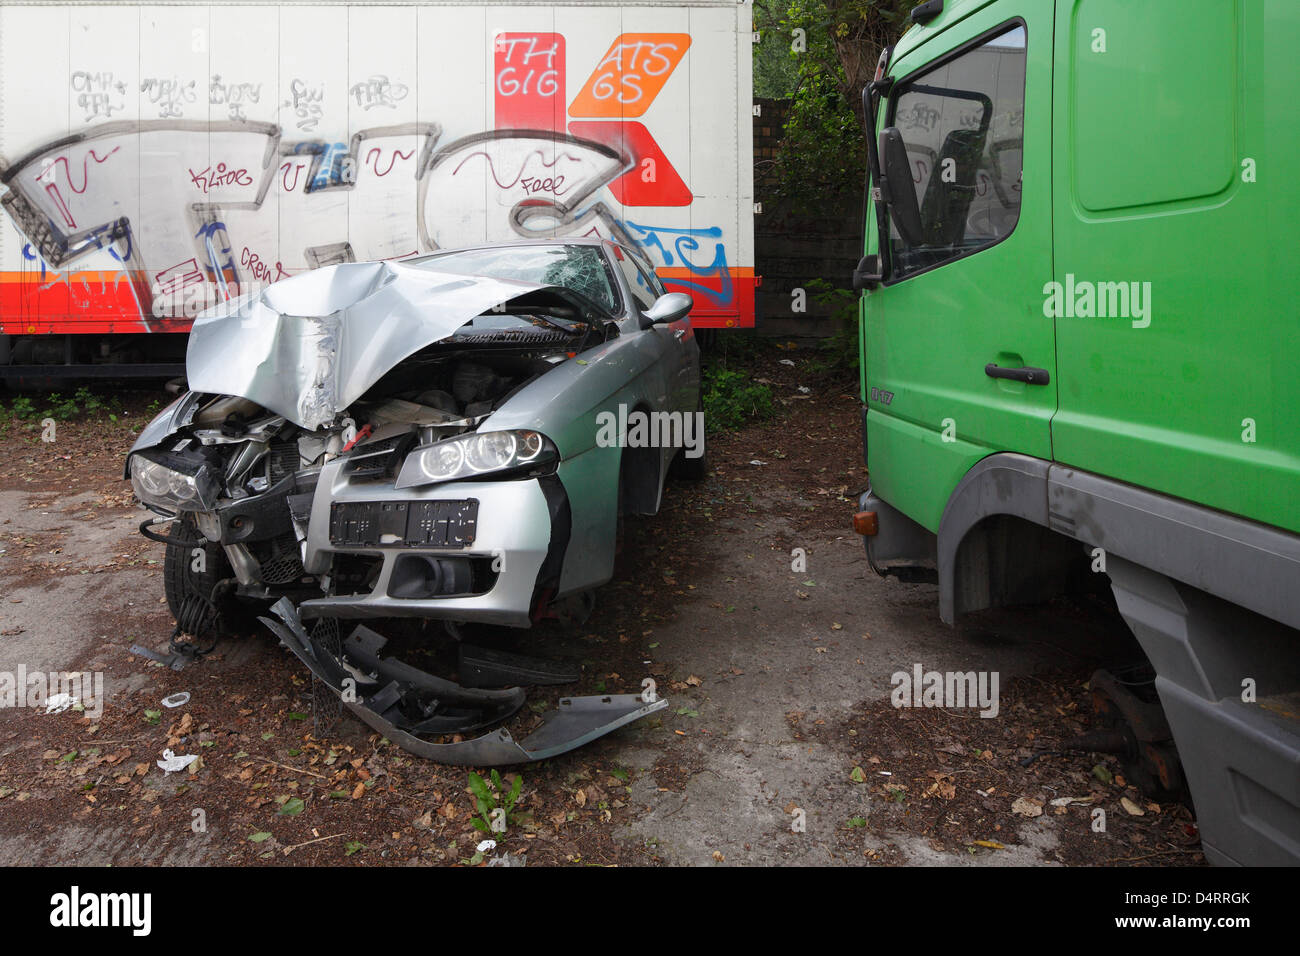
[129, 452, 220, 513]
[394, 430, 557, 489]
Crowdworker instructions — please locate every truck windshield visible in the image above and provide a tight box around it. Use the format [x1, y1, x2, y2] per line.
[885, 24, 1026, 279]
[414, 244, 620, 315]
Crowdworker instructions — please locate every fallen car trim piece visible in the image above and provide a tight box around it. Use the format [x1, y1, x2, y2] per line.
[260, 598, 666, 765]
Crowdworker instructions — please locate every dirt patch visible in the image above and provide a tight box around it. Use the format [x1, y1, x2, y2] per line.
[0, 638, 664, 866]
[0, 392, 162, 496]
[804, 666, 1204, 866]
[651, 750, 708, 793]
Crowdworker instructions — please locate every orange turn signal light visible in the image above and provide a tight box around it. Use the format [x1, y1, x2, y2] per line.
[853, 510, 878, 536]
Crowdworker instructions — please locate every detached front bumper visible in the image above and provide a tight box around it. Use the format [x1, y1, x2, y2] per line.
[262, 598, 666, 766]
[299, 456, 567, 627]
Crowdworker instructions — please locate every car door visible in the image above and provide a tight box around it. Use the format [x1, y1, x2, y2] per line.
[863, 7, 1053, 531]
[636, 252, 698, 418]
[610, 243, 694, 470]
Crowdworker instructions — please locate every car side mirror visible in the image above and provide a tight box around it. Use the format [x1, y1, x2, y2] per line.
[853, 254, 884, 291]
[878, 127, 924, 246]
[642, 292, 693, 327]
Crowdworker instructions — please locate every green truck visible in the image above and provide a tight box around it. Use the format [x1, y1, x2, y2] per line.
[852, 0, 1299, 864]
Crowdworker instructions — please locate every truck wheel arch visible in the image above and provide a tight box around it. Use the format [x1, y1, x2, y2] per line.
[938, 452, 1300, 632]
[937, 453, 1060, 624]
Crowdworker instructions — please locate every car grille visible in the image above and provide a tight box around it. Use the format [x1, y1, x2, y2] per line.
[341, 435, 407, 483]
[454, 329, 571, 345]
[267, 438, 300, 483]
[261, 533, 307, 584]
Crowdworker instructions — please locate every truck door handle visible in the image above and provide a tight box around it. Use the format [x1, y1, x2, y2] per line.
[985, 363, 1050, 385]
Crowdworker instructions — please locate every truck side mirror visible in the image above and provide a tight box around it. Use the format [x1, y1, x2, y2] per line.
[878, 127, 925, 247]
[853, 255, 884, 291]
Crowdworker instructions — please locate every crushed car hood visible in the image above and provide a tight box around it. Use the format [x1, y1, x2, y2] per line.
[186, 261, 557, 431]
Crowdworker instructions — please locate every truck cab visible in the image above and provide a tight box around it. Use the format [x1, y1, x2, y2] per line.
[854, 0, 1300, 865]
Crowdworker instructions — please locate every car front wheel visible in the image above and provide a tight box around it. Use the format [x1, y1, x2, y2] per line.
[162, 514, 258, 639]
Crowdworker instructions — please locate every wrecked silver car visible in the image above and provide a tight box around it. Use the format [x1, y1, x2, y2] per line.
[124, 238, 700, 762]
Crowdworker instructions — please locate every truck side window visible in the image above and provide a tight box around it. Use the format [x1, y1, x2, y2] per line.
[886, 25, 1026, 280]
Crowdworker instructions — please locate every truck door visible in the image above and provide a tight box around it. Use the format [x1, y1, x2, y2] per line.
[863, 6, 1053, 531]
[1049, 0, 1299, 535]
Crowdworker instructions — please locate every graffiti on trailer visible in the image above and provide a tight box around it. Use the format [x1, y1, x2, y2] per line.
[140, 77, 198, 119]
[1, 120, 734, 332]
[71, 71, 128, 123]
[623, 221, 731, 306]
[282, 78, 325, 131]
[20, 236, 134, 310]
[240, 246, 291, 285]
[349, 75, 409, 111]
[35, 147, 121, 229]
[210, 75, 263, 121]
[453, 147, 576, 196]
[282, 140, 353, 192]
[189, 163, 256, 193]
[3, 31, 745, 332]
[366, 146, 415, 177]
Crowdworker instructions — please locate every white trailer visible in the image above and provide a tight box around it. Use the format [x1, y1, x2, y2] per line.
[0, 0, 754, 378]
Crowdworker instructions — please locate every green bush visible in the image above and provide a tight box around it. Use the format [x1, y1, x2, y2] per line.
[9, 396, 35, 420]
[47, 393, 80, 420]
[703, 366, 774, 432]
[74, 386, 105, 414]
[1, 387, 124, 424]
[804, 277, 861, 375]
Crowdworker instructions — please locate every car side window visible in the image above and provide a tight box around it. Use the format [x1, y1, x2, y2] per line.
[886, 24, 1026, 280]
[637, 261, 666, 299]
[614, 248, 657, 311]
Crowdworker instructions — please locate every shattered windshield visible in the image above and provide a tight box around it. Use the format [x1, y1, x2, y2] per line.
[414, 245, 620, 314]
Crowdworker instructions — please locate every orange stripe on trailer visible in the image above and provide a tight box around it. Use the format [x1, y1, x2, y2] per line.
[0, 270, 167, 335]
[656, 267, 756, 329]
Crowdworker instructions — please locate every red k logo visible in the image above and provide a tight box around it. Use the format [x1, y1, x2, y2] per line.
[491, 32, 693, 207]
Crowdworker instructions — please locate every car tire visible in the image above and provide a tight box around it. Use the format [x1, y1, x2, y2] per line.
[162, 514, 256, 638]
[671, 395, 708, 481]
[611, 450, 633, 580]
